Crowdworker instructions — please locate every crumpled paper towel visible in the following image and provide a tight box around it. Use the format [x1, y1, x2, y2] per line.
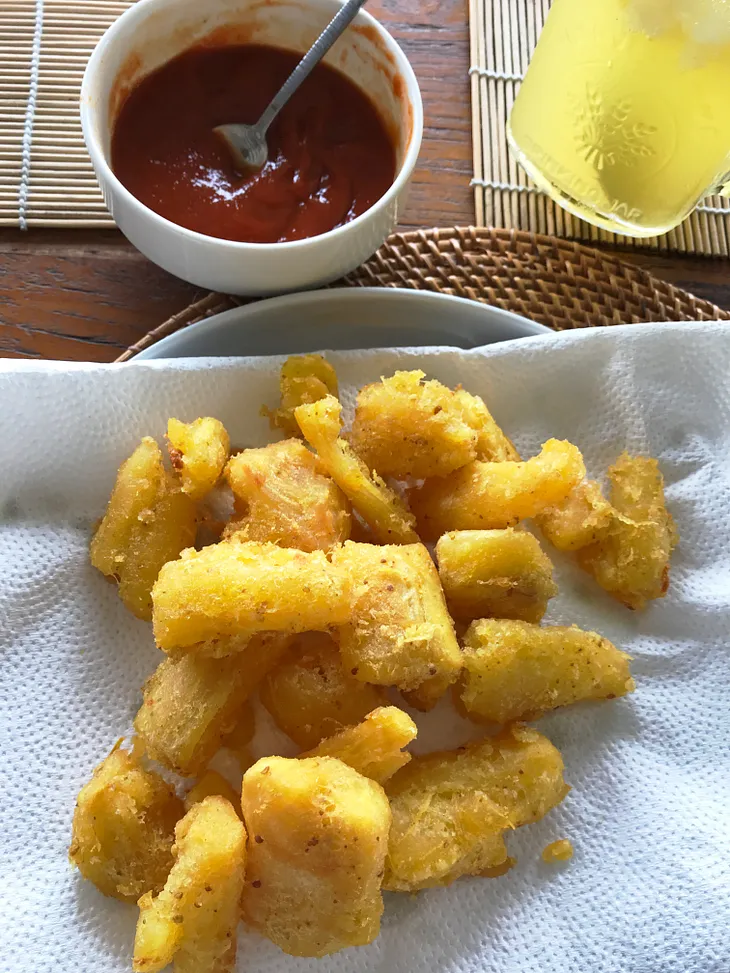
[1, 321, 729, 973]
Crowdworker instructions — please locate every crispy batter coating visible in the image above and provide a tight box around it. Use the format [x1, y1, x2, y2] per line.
[133, 797, 246, 973]
[224, 439, 350, 551]
[184, 771, 241, 816]
[452, 388, 520, 461]
[134, 634, 288, 776]
[90, 437, 197, 620]
[384, 725, 569, 891]
[460, 619, 634, 724]
[295, 395, 419, 544]
[349, 370, 480, 479]
[305, 706, 417, 783]
[436, 528, 557, 623]
[151, 540, 351, 650]
[241, 756, 391, 957]
[167, 417, 230, 501]
[69, 744, 182, 903]
[409, 439, 586, 539]
[536, 479, 614, 551]
[259, 632, 385, 748]
[265, 354, 339, 438]
[578, 453, 678, 609]
[542, 838, 573, 862]
[332, 542, 462, 700]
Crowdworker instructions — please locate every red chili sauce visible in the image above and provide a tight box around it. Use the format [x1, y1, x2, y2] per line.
[111, 44, 397, 243]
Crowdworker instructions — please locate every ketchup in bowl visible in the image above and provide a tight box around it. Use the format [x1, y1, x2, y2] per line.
[111, 44, 397, 244]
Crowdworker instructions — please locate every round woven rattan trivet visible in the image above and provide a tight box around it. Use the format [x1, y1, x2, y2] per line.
[116, 227, 730, 361]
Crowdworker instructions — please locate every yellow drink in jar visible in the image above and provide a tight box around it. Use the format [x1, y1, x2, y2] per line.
[507, 0, 730, 236]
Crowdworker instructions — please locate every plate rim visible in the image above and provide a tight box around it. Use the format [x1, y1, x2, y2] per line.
[136, 287, 551, 360]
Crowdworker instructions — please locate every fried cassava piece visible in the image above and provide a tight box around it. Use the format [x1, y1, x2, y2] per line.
[167, 417, 230, 501]
[151, 540, 351, 650]
[241, 755, 391, 957]
[69, 744, 182, 903]
[295, 394, 419, 544]
[259, 632, 385, 749]
[436, 528, 558, 623]
[349, 370, 516, 479]
[332, 541, 462, 704]
[459, 619, 634, 724]
[385, 725, 569, 891]
[90, 437, 197, 620]
[578, 453, 678, 609]
[409, 439, 586, 539]
[135, 633, 289, 776]
[224, 438, 351, 551]
[537, 454, 678, 609]
[133, 796, 246, 973]
[305, 706, 418, 783]
[265, 353, 339, 438]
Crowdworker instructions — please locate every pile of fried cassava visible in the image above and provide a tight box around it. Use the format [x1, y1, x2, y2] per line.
[69, 356, 677, 972]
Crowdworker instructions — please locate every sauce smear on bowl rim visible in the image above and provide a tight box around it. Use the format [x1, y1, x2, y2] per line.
[111, 43, 397, 244]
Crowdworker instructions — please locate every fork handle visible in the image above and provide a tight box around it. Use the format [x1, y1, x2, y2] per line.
[256, 0, 369, 134]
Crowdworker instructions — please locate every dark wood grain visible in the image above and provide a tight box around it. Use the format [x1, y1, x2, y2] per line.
[0, 0, 728, 361]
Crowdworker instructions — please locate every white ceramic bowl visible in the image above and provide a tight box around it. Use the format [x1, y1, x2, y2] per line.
[80, 0, 423, 296]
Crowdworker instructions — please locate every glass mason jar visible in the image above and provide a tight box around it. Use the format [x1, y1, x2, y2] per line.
[507, 0, 730, 237]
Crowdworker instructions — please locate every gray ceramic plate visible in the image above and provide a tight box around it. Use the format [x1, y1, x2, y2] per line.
[136, 288, 551, 358]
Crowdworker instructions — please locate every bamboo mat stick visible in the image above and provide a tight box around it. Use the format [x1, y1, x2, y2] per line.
[469, 0, 730, 256]
[0, 0, 132, 228]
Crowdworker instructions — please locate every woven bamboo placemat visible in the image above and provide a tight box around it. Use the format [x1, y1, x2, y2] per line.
[117, 226, 730, 360]
[1, 0, 129, 228]
[469, 0, 730, 257]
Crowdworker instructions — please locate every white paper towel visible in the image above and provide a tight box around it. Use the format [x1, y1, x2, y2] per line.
[1, 322, 730, 973]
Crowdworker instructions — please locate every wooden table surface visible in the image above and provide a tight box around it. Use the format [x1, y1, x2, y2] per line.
[2, 0, 729, 361]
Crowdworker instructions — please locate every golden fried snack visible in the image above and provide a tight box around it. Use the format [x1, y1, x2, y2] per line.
[452, 388, 520, 461]
[184, 771, 241, 816]
[305, 706, 417, 783]
[542, 838, 573, 862]
[118, 478, 197, 621]
[167, 417, 230, 501]
[460, 618, 634, 724]
[409, 439, 586, 539]
[349, 370, 480, 479]
[265, 353, 339, 437]
[536, 479, 614, 551]
[69, 744, 182, 903]
[241, 756, 391, 957]
[90, 437, 197, 620]
[90, 437, 162, 575]
[295, 395, 419, 544]
[436, 528, 557, 623]
[152, 540, 351, 650]
[259, 632, 384, 748]
[133, 796, 246, 973]
[384, 725, 569, 891]
[332, 542, 462, 702]
[224, 439, 350, 551]
[135, 634, 288, 776]
[578, 453, 678, 609]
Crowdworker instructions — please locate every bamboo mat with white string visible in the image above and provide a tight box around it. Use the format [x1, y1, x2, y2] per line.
[1, 0, 132, 228]
[469, 0, 730, 256]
